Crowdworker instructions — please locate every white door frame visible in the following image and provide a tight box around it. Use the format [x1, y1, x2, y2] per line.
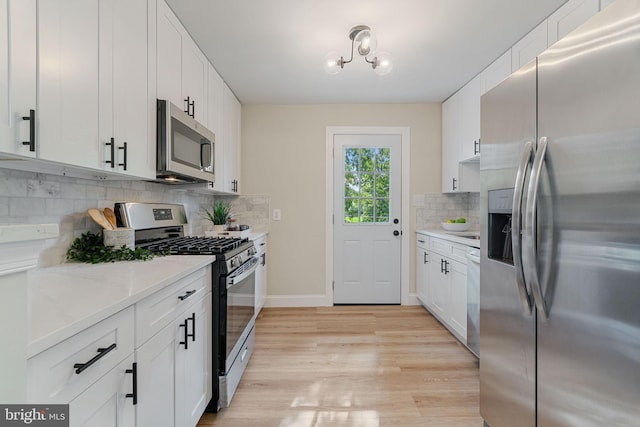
[325, 126, 411, 305]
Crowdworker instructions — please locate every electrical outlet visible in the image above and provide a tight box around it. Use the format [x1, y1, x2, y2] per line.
[272, 209, 281, 221]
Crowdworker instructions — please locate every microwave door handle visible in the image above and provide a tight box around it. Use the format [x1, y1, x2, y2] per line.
[200, 140, 206, 171]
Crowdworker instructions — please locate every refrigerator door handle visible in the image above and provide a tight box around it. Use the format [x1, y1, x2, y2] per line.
[513, 140, 535, 315]
[525, 136, 550, 320]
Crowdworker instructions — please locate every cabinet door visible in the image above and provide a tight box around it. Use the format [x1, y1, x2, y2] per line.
[415, 243, 429, 307]
[547, 0, 599, 45]
[0, 0, 36, 158]
[448, 258, 468, 342]
[98, 0, 153, 178]
[135, 317, 177, 426]
[156, 0, 184, 109]
[429, 255, 448, 320]
[175, 295, 210, 427]
[37, 0, 100, 168]
[459, 75, 481, 160]
[442, 93, 460, 193]
[112, 0, 153, 178]
[182, 38, 208, 124]
[511, 20, 548, 72]
[222, 84, 241, 193]
[207, 64, 225, 190]
[480, 49, 512, 95]
[68, 355, 135, 427]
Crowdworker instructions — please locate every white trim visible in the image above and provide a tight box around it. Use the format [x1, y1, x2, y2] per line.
[325, 126, 411, 305]
[264, 294, 332, 308]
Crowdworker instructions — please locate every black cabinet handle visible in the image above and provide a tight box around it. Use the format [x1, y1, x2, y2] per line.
[118, 142, 127, 171]
[474, 140, 481, 156]
[180, 320, 189, 349]
[261, 253, 266, 266]
[178, 289, 196, 301]
[231, 179, 238, 193]
[125, 362, 138, 405]
[184, 97, 191, 115]
[22, 109, 35, 152]
[440, 259, 444, 273]
[187, 312, 196, 342]
[444, 260, 450, 275]
[105, 138, 115, 168]
[452, 178, 457, 191]
[424, 252, 428, 264]
[184, 97, 195, 118]
[73, 343, 117, 374]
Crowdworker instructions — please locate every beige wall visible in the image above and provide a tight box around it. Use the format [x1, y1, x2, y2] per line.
[241, 104, 442, 302]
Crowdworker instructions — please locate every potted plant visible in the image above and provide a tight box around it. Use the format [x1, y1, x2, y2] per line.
[202, 200, 232, 234]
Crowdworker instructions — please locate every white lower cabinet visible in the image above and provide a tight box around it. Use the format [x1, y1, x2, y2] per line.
[254, 235, 268, 313]
[27, 306, 136, 426]
[68, 355, 136, 427]
[415, 234, 430, 307]
[418, 235, 469, 345]
[135, 267, 212, 427]
[28, 265, 212, 427]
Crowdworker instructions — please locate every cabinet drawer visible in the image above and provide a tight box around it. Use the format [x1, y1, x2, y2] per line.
[27, 306, 134, 404]
[416, 233, 429, 250]
[136, 266, 210, 347]
[430, 237, 468, 264]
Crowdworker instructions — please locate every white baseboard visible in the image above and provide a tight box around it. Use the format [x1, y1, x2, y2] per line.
[264, 294, 333, 308]
[264, 293, 422, 308]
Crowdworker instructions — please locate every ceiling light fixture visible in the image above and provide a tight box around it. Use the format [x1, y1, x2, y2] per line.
[324, 25, 393, 76]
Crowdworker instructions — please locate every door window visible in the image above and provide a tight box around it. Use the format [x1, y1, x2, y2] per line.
[343, 147, 391, 223]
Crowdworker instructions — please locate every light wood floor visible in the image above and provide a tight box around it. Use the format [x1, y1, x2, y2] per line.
[198, 305, 483, 427]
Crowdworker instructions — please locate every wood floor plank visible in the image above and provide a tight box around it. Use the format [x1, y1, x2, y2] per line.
[198, 305, 483, 427]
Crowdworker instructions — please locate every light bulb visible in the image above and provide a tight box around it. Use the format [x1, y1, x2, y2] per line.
[372, 52, 393, 75]
[354, 29, 377, 57]
[323, 51, 342, 74]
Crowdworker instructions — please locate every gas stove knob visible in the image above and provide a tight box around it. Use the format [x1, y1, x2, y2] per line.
[248, 247, 257, 256]
[230, 258, 237, 268]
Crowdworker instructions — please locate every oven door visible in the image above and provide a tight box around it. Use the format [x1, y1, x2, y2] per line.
[220, 257, 258, 373]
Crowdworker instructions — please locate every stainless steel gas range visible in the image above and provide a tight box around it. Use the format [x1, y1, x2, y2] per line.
[114, 202, 257, 412]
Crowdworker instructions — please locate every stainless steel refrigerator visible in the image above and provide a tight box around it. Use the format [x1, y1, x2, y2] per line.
[479, 0, 640, 425]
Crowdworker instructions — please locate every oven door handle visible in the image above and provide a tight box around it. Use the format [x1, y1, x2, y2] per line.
[226, 257, 259, 288]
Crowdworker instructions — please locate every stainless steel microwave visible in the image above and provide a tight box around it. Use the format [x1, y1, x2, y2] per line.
[156, 99, 215, 184]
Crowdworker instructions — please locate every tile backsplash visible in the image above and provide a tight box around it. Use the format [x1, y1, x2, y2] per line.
[415, 192, 480, 230]
[0, 168, 269, 265]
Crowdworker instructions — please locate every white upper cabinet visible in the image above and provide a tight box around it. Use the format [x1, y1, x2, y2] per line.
[156, 0, 207, 124]
[548, 0, 600, 45]
[442, 92, 461, 193]
[37, 0, 101, 169]
[511, 20, 548, 72]
[480, 49, 512, 95]
[99, 0, 154, 179]
[0, 0, 37, 158]
[459, 74, 481, 160]
[222, 84, 241, 194]
[207, 64, 225, 191]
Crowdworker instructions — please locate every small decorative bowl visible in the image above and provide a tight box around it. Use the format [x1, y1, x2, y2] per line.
[441, 222, 470, 232]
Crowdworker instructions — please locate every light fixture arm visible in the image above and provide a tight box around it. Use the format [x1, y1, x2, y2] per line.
[324, 24, 392, 75]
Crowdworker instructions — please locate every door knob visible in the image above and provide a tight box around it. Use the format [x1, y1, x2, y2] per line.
[393, 218, 399, 224]
[393, 230, 400, 236]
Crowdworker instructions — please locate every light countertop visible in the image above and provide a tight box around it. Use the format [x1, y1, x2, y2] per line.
[0, 224, 59, 244]
[417, 229, 481, 248]
[28, 254, 215, 358]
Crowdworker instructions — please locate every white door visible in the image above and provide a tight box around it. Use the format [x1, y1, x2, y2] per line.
[333, 133, 402, 304]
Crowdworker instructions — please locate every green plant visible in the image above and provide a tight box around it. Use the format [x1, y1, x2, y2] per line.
[201, 200, 232, 225]
[66, 231, 156, 264]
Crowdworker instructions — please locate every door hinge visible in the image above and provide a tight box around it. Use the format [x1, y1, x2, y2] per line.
[332, 280, 334, 290]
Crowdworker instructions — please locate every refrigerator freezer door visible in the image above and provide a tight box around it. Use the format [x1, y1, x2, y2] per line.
[536, 0, 640, 425]
[479, 61, 537, 427]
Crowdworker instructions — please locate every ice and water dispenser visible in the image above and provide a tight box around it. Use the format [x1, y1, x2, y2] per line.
[488, 188, 514, 264]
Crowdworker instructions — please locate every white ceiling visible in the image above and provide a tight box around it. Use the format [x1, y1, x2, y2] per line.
[166, 0, 567, 104]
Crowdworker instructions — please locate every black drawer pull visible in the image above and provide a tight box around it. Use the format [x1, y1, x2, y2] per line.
[74, 343, 117, 374]
[180, 320, 189, 349]
[125, 362, 138, 405]
[188, 312, 196, 342]
[22, 109, 36, 152]
[178, 290, 196, 301]
[105, 138, 115, 168]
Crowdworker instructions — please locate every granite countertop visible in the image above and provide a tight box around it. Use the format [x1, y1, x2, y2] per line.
[416, 229, 481, 248]
[27, 254, 215, 358]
